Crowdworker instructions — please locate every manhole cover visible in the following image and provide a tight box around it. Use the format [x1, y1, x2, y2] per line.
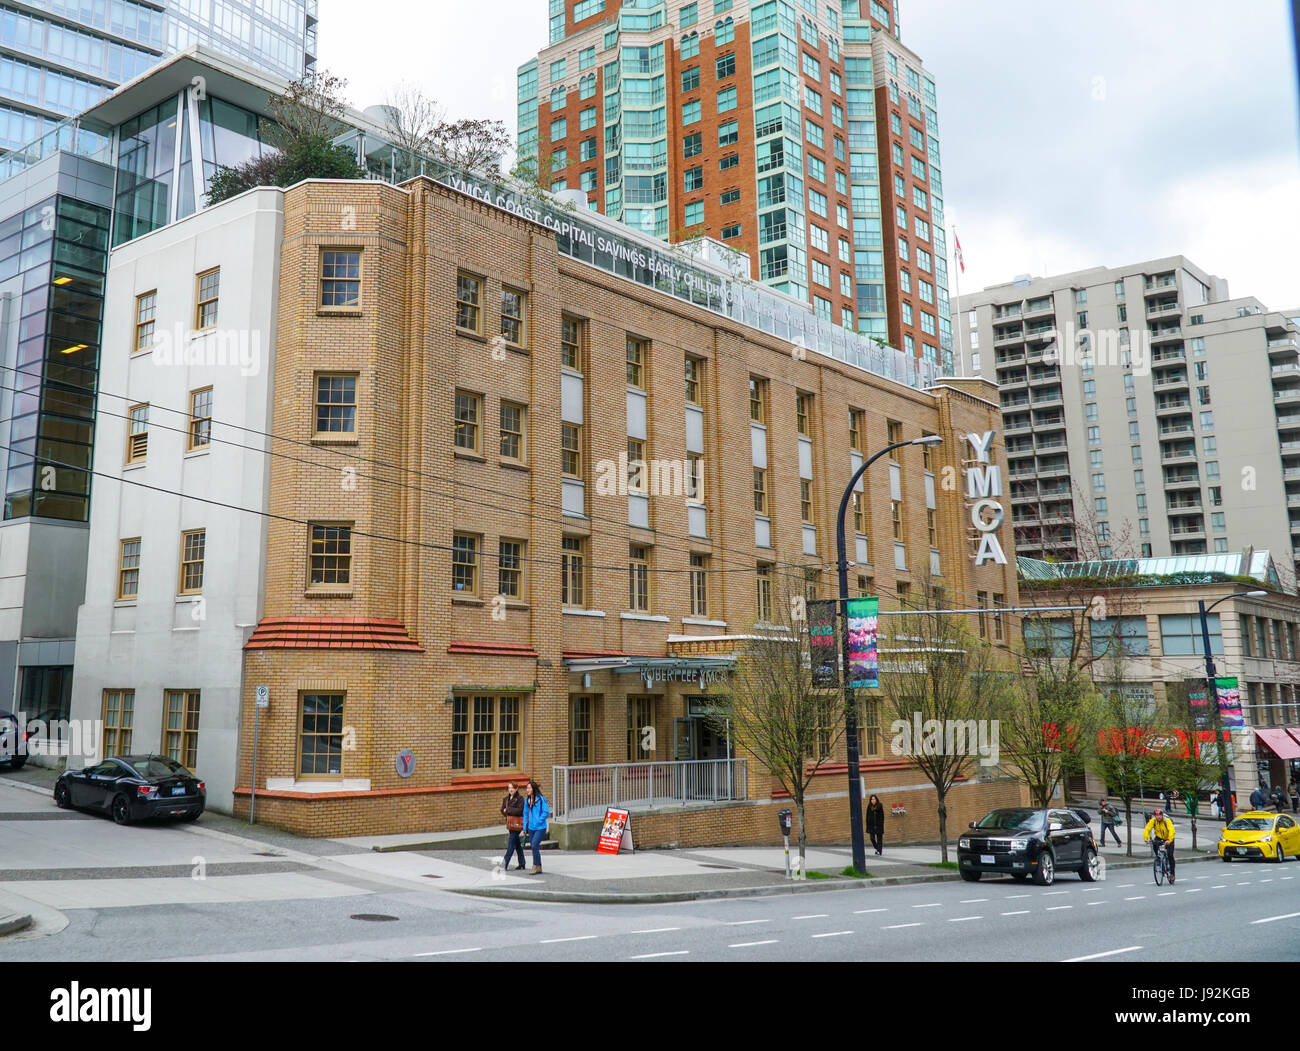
[349, 913, 399, 922]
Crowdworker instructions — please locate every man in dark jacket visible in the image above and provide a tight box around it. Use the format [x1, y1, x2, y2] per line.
[1250, 785, 1267, 811]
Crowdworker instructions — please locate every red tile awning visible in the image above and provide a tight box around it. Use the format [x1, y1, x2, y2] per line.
[1253, 727, 1300, 761]
[447, 641, 538, 658]
[244, 617, 423, 652]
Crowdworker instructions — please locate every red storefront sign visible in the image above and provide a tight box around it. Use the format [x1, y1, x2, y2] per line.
[596, 807, 632, 855]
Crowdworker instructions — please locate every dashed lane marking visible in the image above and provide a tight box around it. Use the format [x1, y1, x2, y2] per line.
[729, 940, 778, 948]
[631, 928, 680, 934]
[811, 931, 854, 938]
[1063, 946, 1143, 963]
[1001, 911, 1030, 916]
[1251, 912, 1300, 925]
[630, 950, 689, 959]
[414, 947, 483, 957]
[948, 916, 982, 922]
[541, 935, 598, 943]
[882, 922, 924, 929]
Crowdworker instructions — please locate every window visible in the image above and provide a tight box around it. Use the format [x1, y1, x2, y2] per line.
[720, 153, 739, 171]
[135, 291, 156, 350]
[626, 336, 647, 388]
[715, 16, 735, 44]
[454, 390, 482, 452]
[716, 52, 735, 79]
[681, 65, 700, 91]
[718, 120, 739, 146]
[101, 690, 134, 756]
[721, 223, 741, 239]
[1092, 473, 1105, 492]
[498, 539, 524, 598]
[627, 439, 646, 493]
[562, 315, 584, 371]
[685, 356, 703, 404]
[187, 387, 212, 450]
[851, 490, 865, 535]
[717, 86, 737, 112]
[802, 51, 820, 79]
[681, 31, 699, 58]
[309, 524, 352, 586]
[749, 376, 767, 422]
[315, 374, 356, 435]
[813, 260, 831, 287]
[178, 529, 205, 594]
[849, 408, 864, 452]
[579, 106, 597, 132]
[684, 165, 703, 192]
[195, 268, 219, 329]
[561, 423, 582, 477]
[1088, 426, 1100, 446]
[800, 479, 813, 522]
[117, 539, 141, 600]
[1090, 616, 1149, 657]
[1159, 613, 1222, 656]
[628, 544, 650, 611]
[570, 696, 593, 764]
[1212, 512, 1226, 533]
[162, 690, 200, 769]
[720, 188, 740, 206]
[809, 189, 828, 217]
[753, 467, 768, 514]
[551, 117, 566, 141]
[320, 249, 361, 308]
[456, 272, 482, 333]
[561, 536, 586, 605]
[685, 200, 704, 226]
[1024, 619, 1075, 658]
[808, 156, 825, 183]
[126, 403, 148, 463]
[452, 694, 521, 772]
[452, 533, 480, 595]
[756, 563, 772, 621]
[682, 99, 702, 124]
[499, 401, 526, 462]
[500, 288, 527, 347]
[690, 553, 708, 616]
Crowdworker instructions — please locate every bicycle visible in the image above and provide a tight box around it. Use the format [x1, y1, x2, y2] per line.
[1151, 838, 1171, 886]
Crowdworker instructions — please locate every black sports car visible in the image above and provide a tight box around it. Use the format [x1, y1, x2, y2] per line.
[54, 755, 205, 825]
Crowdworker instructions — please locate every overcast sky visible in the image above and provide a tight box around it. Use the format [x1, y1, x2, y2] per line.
[318, 0, 1300, 308]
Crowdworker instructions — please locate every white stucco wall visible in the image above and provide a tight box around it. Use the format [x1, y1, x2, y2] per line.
[69, 187, 283, 811]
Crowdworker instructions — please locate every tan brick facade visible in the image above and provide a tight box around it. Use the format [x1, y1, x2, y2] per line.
[233, 177, 1023, 839]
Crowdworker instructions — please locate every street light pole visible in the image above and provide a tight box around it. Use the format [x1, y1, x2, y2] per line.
[1198, 590, 1266, 824]
[836, 434, 943, 875]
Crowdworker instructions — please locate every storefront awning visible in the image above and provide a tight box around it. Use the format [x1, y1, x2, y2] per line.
[1253, 727, 1300, 761]
[563, 654, 734, 686]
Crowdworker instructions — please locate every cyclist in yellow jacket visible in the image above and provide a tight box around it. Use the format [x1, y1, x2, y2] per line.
[1144, 808, 1177, 883]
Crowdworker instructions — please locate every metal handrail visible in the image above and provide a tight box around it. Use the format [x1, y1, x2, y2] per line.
[551, 758, 747, 819]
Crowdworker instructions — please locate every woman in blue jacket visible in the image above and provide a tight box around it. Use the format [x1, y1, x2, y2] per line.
[524, 779, 550, 874]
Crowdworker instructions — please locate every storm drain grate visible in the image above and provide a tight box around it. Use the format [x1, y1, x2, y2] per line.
[349, 913, 399, 922]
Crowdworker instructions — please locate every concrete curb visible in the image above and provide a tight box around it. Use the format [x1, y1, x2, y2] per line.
[445, 851, 1222, 905]
[0, 775, 54, 798]
[0, 913, 32, 937]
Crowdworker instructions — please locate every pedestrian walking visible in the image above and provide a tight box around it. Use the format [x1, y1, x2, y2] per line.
[1250, 784, 1267, 811]
[1209, 789, 1221, 820]
[523, 779, 550, 874]
[1097, 797, 1120, 847]
[1289, 778, 1298, 814]
[1273, 785, 1287, 812]
[865, 794, 885, 855]
[500, 781, 526, 872]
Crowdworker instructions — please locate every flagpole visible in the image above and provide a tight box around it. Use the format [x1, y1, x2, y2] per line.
[952, 223, 966, 377]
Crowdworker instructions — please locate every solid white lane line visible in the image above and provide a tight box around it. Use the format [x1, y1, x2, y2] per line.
[631, 927, 680, 934]
[541, 935, 598, 943]
[853, 908, 888, 914]
[883, 922, 924, 929]
[726, 919, 771, 926]
[793, 914, 829, 920]
[811, 931, 854, 938]
[1063, 945, 1143, 963]
[1251, 911, 1300, 925]
[959, 898, 988, 903]
[729, 940, 779, 948]
[912, 903, 942, 909]
[414, 947, 483, 957]
[1046, 905, 1072, 911]
[1001, 910, 1030, 916]
[948, 916, 982, 922]
[630, 950, 689, 959]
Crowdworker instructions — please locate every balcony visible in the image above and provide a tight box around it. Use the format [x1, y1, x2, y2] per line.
[1025, 325, 1056, 341]
[1161, 447, 1198, 464]
[1014, 507, 1041, 524]
[994, 305, 1023, 320]
[1151, 347, 1186, 364]
[1032, 415, 1066, 430]
[1028, 370, 1061, 387]
[1037, 461, 1070, 477]
[1281, 441, 1300, 458]
[995, 327, 1026, 345]
[1171, 539, 1209, 555]
[1005, 442, 1036, 458]
[1008, 467, 1038, 480]
[1040, 512, 1073, 526]
[1158, 423, 1194, 437]
[1284, 468, 1300, 481]
[1147, 299, 1181, 318]
[1277, 414, 1300, 431]
[1292, 519, 1300, 535]
[1288, 495, 1300, 509]
[1023, 300, 1055, 319]
[1039, 484, 1071, 497]
[1036, 437, 1067, 451]
[551, 759, 748, 819]
[1010, 489, 1039, 504]
[999, 371, 1028, 388]
[996, 350, 1027, 366]
[1166, 498, 1202, 510]
[1001, 395, 1030, 409]
[1003, 418, 1034, 436]
[1169, 521, 1206, 538]
[1031, 389, 1064, 407]
[1152, 372, 1189, 392]
[1150, 325, 1183, 344]
[1164, 474, 1201, 490]
[1275, 389, 1300, 405]
[1155, 398, 1192, 416]
[1267, 336, 1299, 352]
[1144, 274, 1178, 295]
[1273, 363, 1300, 378]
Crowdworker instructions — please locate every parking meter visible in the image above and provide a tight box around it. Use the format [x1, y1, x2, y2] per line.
[778, 809, 793, 836]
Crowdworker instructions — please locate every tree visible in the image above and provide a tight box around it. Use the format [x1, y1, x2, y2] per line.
[206, 69, 365, 205]
[381, 83, 444, 158]
[1161, 681, 1230, 851]
[709, 578, 845, 874]
[1092, 683, 1168, 857]
[431, 117, 511, 178]
[876, 604, 1005, 862]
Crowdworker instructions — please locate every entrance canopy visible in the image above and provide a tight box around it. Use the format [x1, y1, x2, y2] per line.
[564, 654, 734, 688]
[1254, 727, 1300, 761]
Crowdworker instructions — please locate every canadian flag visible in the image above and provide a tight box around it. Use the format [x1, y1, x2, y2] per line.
[954, 231, 965, 274]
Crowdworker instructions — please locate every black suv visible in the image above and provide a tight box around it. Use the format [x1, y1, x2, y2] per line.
[958, 807, 1100, 886]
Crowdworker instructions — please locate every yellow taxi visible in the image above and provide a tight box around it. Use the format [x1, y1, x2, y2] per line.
[1218, 810, 1300, 862]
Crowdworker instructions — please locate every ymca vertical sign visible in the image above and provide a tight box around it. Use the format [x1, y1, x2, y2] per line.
[965, 431, 1007, 567]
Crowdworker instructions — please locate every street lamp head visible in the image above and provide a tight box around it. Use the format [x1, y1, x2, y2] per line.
[1240, 590, 1268, 598]
[911, 434, 944, 447]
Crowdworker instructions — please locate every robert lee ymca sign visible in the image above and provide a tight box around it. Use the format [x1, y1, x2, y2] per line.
[965, 430, 1008, 567]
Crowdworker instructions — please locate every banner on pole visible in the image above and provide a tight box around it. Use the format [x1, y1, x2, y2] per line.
[1214, 676, 1244, 728]
[846, 596, 880, 688]
[808, 599, 838, 687]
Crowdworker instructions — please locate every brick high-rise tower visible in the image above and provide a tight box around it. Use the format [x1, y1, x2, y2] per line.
[518, 0, 954, 372]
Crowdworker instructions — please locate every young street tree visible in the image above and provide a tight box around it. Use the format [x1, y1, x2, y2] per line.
[876, 602, 1006, 862]
[708, 578, 844, 874]
[1160, 681, 1230, 851]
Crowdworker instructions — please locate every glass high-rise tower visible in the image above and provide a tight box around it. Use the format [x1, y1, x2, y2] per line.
[0, 0, 318, 152]
[519, 0, 953, 371]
